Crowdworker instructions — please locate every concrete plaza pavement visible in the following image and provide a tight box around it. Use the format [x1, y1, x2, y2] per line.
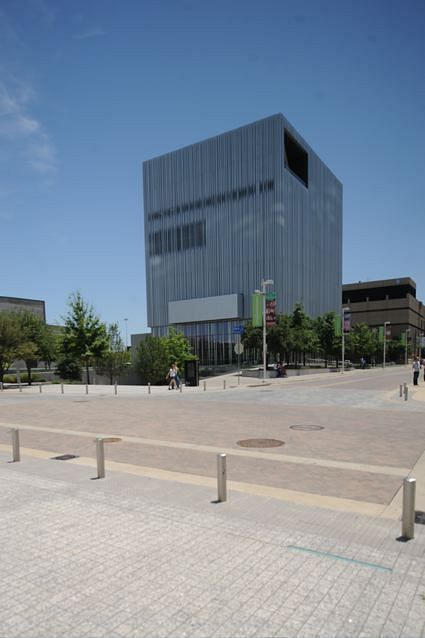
[1, 366, 425, 515]
[1, 366, 425, 636]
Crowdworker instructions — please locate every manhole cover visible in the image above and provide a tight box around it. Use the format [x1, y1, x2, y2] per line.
[290, 425, 324, 431]
[237, 438, 284, 448]
[51, 454, 79, 461]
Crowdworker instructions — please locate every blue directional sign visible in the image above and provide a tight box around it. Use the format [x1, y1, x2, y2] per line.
[232, 325, 244, 335]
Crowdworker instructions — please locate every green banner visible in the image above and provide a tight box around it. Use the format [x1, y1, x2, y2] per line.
[252, 294, 262, 327]
[378, 326, 384, 343]
[334, 315, 342, 337]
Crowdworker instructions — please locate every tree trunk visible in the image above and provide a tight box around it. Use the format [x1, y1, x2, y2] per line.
[86, 362, 90, 384]
[26, 362, 32, 386]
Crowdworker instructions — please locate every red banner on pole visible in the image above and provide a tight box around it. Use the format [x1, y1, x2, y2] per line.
[266, 293, 276, 327]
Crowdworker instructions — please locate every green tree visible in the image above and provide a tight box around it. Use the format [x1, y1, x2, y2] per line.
[345, 323, 376, 362]
[291, 304, 319, 365]
[135, 335, 169, 384]
[163, 328, 194, 370]
[15, 311, 54, 385]
[267, 314, 294, 362]
[59, 292, 108, 383]
[95, 323, 130, 384]
[241, 322, 262, 362]
[387, 338, 405, 364]
[39, 325, 60, 370]
[135, 329, 194, 385]
[314, 312, 340, 366]
[0, 312, 21, 384]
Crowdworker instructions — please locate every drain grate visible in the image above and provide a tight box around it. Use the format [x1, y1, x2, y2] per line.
[290, 425, 324, 431]
[248, 383, 271, 388]
[237, 438, 284, 448]
[51, 454, 79, 461]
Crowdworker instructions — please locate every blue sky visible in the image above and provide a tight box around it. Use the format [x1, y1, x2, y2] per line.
[1, 0, 424, 341]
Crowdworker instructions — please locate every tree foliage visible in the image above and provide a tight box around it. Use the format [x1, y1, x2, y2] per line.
[58, 292, 108, 383]
[95, 323, 130, 384]
[135, 329, 194, 385]
[345, 323, 378, 360]
[314, 312, 341, 366]
[135, 335, 169, 385]
[0, 312, 21, 384]
[15, 311, 55, 384]
[241, 304, 403, 367]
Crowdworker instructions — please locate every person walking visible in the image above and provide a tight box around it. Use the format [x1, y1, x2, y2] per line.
[167, 365, 177, 390]
[172, 363, 180, 389]
[412, 356, 421, 386]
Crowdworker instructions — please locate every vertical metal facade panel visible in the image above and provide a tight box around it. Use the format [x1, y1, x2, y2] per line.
[143, 114, 342, 330]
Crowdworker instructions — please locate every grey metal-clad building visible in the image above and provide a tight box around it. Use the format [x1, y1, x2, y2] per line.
[143, 114, 342, 365]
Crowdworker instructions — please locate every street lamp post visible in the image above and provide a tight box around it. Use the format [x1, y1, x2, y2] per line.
[341, 307, 350, 374]
[255, 279, 274, 383]
[405, 328, 410, 365]
[418, 334, 424, 358]
[383, 321, 390, 368]
[124, 318, 129, 350]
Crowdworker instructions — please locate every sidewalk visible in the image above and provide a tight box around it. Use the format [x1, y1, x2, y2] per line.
[1, 451, 425, 638]
[1, 368, 425, 637]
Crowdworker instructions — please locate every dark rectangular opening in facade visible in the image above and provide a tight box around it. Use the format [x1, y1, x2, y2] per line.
[284, 130, 308, 188]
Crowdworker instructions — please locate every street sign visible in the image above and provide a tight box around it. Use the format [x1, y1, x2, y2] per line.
[232, 325, 244, 335]
[234, 342, 244, 355]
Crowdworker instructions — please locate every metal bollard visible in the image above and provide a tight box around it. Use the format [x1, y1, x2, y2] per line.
[61, 382, 64, 394]
[203, 380, 206, 392]
[223, 380, 226, 390]
[399, 384, 403, 397]
[114, 381, 117, 395]
[404, 386, 408, 401]
[39, 384, 42, 393]
[238, 374, 240, 385]
[96, 438, 105, 478]
[0, 381, 3, 391]
[180, 384, 183, 393]
[11, 428, 20, 462]
[148, 382, 151, 395]
[402, 477, 416, 539]
[217, 453, 227, 502]
[85, 384, 88, 395]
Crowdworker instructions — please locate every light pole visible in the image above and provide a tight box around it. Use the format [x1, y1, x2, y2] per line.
[383, 321, 390, 368]
[405, 328, 410, 365]
[255, 279, 274, 383]
[124, 318, 128, 350]
[341, 307, 350, 374]
[418, 333, 424, 358]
